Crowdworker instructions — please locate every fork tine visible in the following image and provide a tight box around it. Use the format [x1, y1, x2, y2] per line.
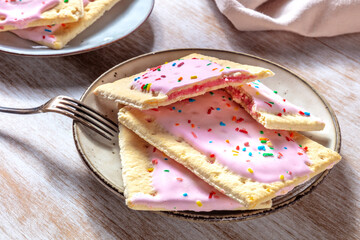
[53, 107, 115, 140]
[55, 104, 116, 136]
[46, 96, 118, 140]
[60, 96, 118, 130]
[58, 100, 118, 134]
[59, 96, 118, 132]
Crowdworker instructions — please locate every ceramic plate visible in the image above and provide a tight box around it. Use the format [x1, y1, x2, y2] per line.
[0, 0, 154, 57]
[73, 49, 341, 222]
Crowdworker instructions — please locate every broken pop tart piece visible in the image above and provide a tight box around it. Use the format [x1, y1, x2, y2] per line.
[119, 125, 272, 211]
[117, 90, 341, 208]
[12, 0, 121, 49]
[0, 0, 83, 32]
[94, 53, 274, 110]
[226, 80, 325, 131]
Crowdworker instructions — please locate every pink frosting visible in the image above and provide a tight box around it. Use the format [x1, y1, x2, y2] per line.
[131, 147, 245, 211]
[144, 90, 312, 183]
[12, 23, 61, 44]
[0, 0, 60, 29]
[227, 80, 314, 117]
[11, 0, 91, 45]
[131, 58, 253, 95]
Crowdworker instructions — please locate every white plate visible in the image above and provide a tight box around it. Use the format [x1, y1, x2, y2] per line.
[0, 0, 154, 57]
[73, 49, 341, 222]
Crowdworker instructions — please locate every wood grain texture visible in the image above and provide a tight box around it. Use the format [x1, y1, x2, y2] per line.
[0, 0, 359, 239]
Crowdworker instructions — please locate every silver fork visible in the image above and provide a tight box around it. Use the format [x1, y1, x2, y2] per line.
[0, 96, 118, 140]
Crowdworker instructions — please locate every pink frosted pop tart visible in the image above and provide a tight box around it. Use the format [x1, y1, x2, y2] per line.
[117, 90, 341, 208]
[119, 125, 272, 211]
[0, 0, 83, 32]
[11, 0, 121, 49]
[94, 53, 274, 110]
[226, 80, 325, 131]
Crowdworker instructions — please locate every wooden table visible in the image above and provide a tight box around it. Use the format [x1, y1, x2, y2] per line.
[0, 1, 359, 239]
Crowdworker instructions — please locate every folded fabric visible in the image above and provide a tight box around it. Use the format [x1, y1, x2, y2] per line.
[214, 0, 360, 37]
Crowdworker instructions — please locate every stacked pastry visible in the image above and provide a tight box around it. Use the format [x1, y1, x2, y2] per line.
[0, 0, 121, 49]
[94, 53, 341, 211]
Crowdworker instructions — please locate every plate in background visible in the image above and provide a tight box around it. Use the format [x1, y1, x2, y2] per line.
[0, 0, 154, 57]
[73, 48, 341, 222]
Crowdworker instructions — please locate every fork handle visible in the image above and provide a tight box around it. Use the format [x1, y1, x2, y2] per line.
[0, 106, 42, 114]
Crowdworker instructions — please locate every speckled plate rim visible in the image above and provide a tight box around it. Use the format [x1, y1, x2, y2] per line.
[0, 0, 154, 57]
[73, 48, 341, 223]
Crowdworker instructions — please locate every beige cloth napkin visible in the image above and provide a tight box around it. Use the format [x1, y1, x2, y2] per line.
[214, 0, 360, 37]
